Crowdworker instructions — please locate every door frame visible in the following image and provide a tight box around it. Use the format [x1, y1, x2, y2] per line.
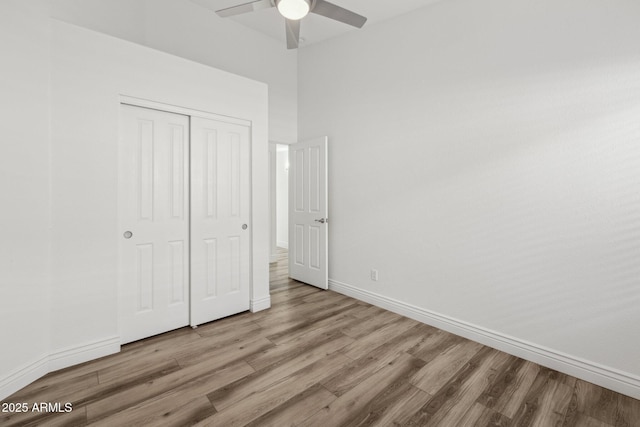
[117, 95, 260, 340]
[269, 142, 278, 263]
[269, 141, 292, 263]
[120, 96, 251, 127]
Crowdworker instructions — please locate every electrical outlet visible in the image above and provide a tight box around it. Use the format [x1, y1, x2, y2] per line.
[371, 269, 378, 281]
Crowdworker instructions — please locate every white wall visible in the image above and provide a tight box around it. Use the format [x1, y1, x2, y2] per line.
[0, 2, 269, 399]
[0, 0, 52, 397]
[50, 0, 145, 42]
[49, 20, 269, 351]
[50, 0, 298, 143]
[299, 0, 640, 397]
[276, 147, 289, 247]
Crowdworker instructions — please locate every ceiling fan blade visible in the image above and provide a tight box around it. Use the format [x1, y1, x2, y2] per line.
[216, 0, 273, 18]
[311, 0, 367, 28]
[285, 19, 300, 49]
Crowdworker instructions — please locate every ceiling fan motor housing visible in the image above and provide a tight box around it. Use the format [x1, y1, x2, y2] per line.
[275, 0, 315, 20]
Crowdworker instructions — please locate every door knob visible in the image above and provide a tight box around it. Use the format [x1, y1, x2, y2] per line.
[314, 218, 327, 224]
[242, 224, 248, 230]
[123, 231, 133, 239]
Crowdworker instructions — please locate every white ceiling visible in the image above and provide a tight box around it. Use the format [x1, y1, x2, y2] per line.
[190, 0, 442, 47]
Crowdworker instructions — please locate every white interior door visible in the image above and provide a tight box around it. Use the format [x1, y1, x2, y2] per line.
[288, 137, 328, 289]
[119, 105, 190, 344]
[190, 117, 251, 326]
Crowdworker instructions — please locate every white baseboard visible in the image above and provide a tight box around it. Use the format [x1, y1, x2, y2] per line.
[0, 355, 49, 401]
[251, 295, 271, 313]
[277, 241, 288, 249]
[48, 336, 120, 372]
[329, 279, 640, 400]
[0, 336, 120, 401]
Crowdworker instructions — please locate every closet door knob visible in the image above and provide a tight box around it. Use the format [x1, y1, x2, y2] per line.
[123, 231, 133, 239]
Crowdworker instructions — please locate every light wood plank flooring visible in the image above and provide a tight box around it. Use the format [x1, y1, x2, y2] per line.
[2, 248, 639, 426]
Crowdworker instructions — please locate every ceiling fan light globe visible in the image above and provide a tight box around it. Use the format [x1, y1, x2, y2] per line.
[276, 0, 310, 20]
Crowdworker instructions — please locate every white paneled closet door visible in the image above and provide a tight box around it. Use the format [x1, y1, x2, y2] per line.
[119, 105, 190, 344]
[190, 117, 251, 326]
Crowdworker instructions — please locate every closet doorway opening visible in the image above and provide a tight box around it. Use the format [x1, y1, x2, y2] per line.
[119, 101, 253, 344]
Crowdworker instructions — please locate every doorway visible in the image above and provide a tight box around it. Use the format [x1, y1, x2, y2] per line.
[270, 143, 290, 287]
[269, 137, 329, 291]
[275, 144, 290, 252]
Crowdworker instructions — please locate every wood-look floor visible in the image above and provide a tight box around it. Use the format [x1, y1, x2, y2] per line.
[2, 248, 639, 426]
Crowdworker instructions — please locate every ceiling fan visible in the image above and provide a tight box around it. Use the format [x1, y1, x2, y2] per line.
[215, 0, 367, 49]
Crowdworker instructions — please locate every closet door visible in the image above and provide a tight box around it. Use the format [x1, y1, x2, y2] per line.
[190, 117, 251, 326]
[119, 105, 190, 344]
